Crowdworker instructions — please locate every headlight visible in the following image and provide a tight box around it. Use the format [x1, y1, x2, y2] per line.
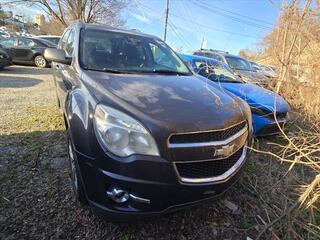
[0, 54, 5, 59]
[94, 105, 159, 157]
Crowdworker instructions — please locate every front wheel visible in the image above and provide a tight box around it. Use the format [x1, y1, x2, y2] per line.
[67, 133, 88, 205]
[34, 55, 47, 68]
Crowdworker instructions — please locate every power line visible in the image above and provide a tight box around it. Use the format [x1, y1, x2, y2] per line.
[181, 0, 203, 37]
[197, 0, 274, 26]
[136, 1, 261, 39]
[167, 20, 193, 49]
[133, 0, 191, 48]
[132, 0, 164, 24]
[193, 1, 273, 30]
[169, 13, 261, 39]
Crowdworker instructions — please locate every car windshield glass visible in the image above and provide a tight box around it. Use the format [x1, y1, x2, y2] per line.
[261, 65, 271, 71]
[225, 56, 252, 71]
[194, 60, 243, 83]
[250, 62, 261, 70]
[37, 38, 57, 47]
[41, 37, 60, 45]
[80, 29, 191, 75]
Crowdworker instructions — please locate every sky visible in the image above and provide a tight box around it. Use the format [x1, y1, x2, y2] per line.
[2, 0, 281, 55]
[124, 0, 281, 54]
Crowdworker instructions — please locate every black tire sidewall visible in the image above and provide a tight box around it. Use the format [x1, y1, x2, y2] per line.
[67, 131, 88, 205]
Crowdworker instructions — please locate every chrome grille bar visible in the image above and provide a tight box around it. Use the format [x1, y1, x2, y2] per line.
[168, 124, 248, 148]
[174, 144, 248, 184]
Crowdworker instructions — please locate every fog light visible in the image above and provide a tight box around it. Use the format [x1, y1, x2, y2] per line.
[106, 188, 151, 204]
[107, 188, 129, 203]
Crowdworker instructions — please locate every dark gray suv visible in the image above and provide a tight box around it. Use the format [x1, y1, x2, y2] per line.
[45, 22, 253, 221]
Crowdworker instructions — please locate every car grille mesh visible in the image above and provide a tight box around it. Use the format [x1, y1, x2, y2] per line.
[175, 147, 243, 179]
[169, 121, 246, 144]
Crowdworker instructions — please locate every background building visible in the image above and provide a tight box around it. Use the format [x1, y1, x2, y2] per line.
[35, 14, 45, 26]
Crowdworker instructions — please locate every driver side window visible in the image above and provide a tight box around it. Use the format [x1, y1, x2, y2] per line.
[0, 38, 16, 47]
[149, 43, 174, 68]
[18, 39, 37, 48]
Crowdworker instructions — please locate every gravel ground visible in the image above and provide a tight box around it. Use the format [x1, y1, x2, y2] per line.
[0, 65, 319, 239]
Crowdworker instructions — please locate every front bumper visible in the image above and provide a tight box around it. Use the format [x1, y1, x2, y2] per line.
[252, 113, 289, 137]
[75, 147, 248, 221]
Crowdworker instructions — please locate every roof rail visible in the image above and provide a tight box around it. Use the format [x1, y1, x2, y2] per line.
[199, 48, 229, 54]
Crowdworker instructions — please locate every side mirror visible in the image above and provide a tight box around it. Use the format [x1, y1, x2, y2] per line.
[44, 48, 71, 65]
[0, 44, 3, 48]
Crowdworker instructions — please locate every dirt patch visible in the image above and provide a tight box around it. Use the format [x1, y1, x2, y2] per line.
[0, 66, 319, 239]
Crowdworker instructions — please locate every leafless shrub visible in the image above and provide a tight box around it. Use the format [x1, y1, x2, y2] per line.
[2, 0, 130, 27]
[248, 0, 320, 211]
[238, 1, 319, 237]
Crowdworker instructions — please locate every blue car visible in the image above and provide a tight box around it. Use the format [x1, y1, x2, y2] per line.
[180, 54, 290, 136]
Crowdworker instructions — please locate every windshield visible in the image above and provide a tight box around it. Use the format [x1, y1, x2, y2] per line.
[37, 38, 57, 47]
[41, 37, 60, 45]
[80, 29, 191, 75]
[194, 60, 243, 83]
[225, 56, 252, 71]
[250, 62, 262, 71]
[261, 65, 271, 71]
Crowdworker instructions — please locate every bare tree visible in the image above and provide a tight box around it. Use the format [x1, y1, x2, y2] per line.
[4, 0, 130, 27]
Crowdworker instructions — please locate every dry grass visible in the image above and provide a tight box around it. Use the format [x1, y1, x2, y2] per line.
[243, 0, 320, 215]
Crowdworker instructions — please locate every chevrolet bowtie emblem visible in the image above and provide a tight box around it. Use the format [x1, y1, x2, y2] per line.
[215, 144, 235, 157]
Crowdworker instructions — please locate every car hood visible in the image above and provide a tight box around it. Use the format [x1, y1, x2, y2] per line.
[218, 82, 290, 113]
[82, 71, 249, 134]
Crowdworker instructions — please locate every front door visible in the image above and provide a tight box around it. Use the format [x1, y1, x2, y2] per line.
[14, 38, 36, 62]
[0, 38, 17, 60]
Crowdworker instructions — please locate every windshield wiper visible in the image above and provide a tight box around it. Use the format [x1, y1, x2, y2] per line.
[83, 66, 131, 74]
[150, 69, 189, 75]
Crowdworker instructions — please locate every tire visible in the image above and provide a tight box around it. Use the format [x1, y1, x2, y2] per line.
[34, 55, 47, 68]
[67, 132, 88, 205]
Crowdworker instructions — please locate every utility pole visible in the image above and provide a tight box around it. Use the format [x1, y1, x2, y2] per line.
[163, 0, 169, 42]
[200, 36, 205, 49]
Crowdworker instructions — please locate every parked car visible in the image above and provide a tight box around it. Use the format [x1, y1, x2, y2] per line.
[0, 47, 12, 69]
[260, 64, 278, 78]
[0, 36, 56, 67]
[44, 22, 253, 221]
[249, 61, 273, 79]
[193, 49, 270, 86]
[35, 35, 61, 45]
[180, 54, 291, 136]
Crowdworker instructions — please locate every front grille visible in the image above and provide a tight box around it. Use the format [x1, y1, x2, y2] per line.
[175, 147, 244, 179]
[169, 121, 246, 144]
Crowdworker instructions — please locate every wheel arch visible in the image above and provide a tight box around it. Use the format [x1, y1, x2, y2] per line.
[64, 88, 96, 158]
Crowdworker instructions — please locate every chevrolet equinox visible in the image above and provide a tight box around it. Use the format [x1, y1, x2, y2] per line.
[44, 22, 253, 221]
